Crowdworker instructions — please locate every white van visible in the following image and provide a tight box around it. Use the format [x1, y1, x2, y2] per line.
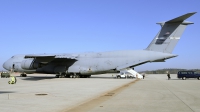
[116, 72, 134, 79]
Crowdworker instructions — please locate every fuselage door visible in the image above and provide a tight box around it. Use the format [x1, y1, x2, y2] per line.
[13, 62, 21, 72]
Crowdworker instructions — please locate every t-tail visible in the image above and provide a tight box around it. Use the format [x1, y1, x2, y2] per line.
[146, 12, 196, 53]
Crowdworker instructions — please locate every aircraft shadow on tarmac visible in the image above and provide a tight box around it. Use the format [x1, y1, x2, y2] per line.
[0, 91, 15, 94]
[19, 76, 123, 80]
[167, 79, 200, 80]
[19, 76, 56, 81]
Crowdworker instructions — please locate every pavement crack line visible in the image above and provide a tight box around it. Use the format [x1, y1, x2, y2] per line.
[155, 76, 195, 112]
[61, 79, 139, 112]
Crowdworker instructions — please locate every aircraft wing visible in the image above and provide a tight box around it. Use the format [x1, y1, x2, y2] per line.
[25, 54, 78, 63]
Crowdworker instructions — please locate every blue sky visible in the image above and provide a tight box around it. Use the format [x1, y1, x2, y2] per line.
[0, 0, 200, 71]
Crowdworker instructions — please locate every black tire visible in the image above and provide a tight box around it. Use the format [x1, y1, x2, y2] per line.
[182, 77, 186, 80]
[55, 75, 59, 78]
[198, 77, 200, 80]
[87, 75, 91, 78]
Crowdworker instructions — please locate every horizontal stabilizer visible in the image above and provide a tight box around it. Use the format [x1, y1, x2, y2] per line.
[166, 12, 196, 23]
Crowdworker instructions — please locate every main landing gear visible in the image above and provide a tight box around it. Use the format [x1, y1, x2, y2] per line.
[55, 73, 91, 78]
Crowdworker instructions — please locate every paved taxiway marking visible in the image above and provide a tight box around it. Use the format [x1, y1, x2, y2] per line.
[154, 76, 195, 112]
[62, 79, 139, 112]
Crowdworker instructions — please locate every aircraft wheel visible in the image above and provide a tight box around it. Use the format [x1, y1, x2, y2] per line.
[21, 74, 27, 77]
[76, 75, 80, 78]
[55, 75, 59, 78]
[87, 75, 91, 78]
[65, 75, 69, 78]
[81, 75, 86, 78]
[59, 75, 65, 78]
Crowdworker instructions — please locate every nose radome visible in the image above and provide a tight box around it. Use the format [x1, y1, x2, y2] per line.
[3, 61, 8, 70]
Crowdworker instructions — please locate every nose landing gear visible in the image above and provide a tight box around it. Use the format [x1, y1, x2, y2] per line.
[20, 73, 27, 77]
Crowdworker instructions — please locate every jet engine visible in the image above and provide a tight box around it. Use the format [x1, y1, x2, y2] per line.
[21, 59, 39, 70]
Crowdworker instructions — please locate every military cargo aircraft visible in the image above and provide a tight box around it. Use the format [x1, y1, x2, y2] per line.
[3, 12, 196, 78]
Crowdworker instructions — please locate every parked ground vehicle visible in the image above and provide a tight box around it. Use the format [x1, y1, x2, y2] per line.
[177, 71, 200, 80]
[116, 72, 134, 79]
[1, 72, 10, 78]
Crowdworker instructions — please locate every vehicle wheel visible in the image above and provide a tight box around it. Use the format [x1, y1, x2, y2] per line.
[182, 77, 186, 80]
[198, 77, 200, 80]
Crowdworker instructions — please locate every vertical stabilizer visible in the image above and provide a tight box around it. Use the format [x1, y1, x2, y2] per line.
[146, 12, 196, 53]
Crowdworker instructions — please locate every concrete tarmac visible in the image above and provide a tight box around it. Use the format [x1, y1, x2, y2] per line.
[1, 73, 200, 112]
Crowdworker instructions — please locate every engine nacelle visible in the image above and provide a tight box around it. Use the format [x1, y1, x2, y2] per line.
[21, 59, 39, 70]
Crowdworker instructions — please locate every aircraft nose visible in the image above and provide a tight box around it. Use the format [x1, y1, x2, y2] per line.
[3, 61, 9, 70]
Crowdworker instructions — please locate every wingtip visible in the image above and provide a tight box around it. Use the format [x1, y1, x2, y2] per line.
[191, 12, 197, 14]
[187, 12, 197, 16]
[189, 12, 197, 15]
